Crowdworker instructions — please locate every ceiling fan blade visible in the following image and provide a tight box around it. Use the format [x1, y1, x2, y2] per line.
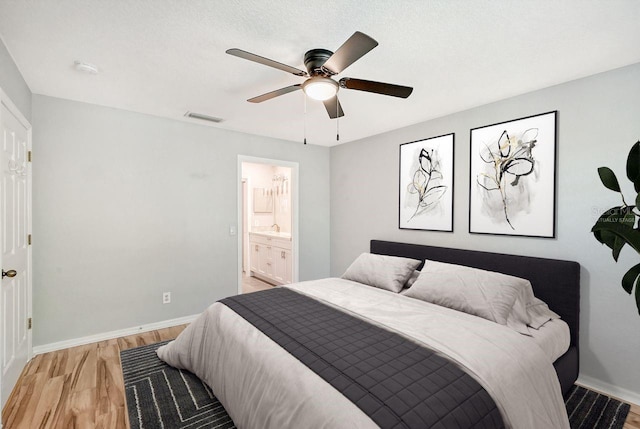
[339, 77, 413, 98]
[226, 48, 308, 77]
[322, 32, 378, 75]
[248, 84, 302, 103]
[322, 96, 345, 119]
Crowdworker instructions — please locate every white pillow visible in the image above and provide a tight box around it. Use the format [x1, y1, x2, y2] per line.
[342, 253, 422, 293]
[404, 260, 530, 325]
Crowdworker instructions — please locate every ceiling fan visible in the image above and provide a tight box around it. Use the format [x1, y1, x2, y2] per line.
[226, 31, 413, 120]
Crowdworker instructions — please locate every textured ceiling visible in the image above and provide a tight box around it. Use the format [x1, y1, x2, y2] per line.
[1, 0, 639, 146]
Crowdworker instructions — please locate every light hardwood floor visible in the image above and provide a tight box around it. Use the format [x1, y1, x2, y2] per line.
[241, 274, 274, 294]
[1, 325, 187, 429]
[626, 403, 640, 429]
[628, 407, 640, 429]
[2, 324, 639, 428]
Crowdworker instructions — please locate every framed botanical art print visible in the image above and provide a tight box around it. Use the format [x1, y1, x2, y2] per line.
[469, 111, 557, 237]
[399, 133, 454, 232]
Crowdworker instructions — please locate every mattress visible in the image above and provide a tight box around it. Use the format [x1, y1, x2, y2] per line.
[158, 278, 570, 429]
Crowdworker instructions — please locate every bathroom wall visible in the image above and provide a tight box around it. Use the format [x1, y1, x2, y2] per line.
[242, 162, 292, 234]
[243, 162, 276, 230]
[273, 166, 292, 233]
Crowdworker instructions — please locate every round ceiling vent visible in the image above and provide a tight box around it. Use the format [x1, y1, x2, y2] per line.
[74, 61, 99, 74]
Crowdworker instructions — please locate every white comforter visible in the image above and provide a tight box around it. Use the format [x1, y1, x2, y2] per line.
[157, 279, 570, 429]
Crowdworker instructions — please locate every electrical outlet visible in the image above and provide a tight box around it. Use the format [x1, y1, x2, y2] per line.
[163, 292, 171, 304]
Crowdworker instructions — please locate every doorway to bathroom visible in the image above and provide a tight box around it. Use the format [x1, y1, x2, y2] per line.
[237, 156, 299, 294]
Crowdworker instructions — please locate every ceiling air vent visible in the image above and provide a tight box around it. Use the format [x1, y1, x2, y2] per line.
[184, 111, 224, 123]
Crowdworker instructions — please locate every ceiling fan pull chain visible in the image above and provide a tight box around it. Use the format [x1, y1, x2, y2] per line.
[336, 96, 340, 142]
[303, 94, 307, 145]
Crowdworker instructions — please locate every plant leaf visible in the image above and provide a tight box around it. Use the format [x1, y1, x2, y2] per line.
[626, 141, 640, 192]
[614, 208, 638, 259]
[594, 228, 620, 251]
[598, 167, 621, 192]
[622, 263, 640, 294]
[592, 207, 622, 250]
[612, 236, 625, 261]
[593, 229, 602, 243]
[598, 230, 618, 250]
[592, 222, 640, 254]
[622, 210, 637, 228]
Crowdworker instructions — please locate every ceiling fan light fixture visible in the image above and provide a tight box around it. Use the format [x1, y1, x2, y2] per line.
[302, 77, 338, 101]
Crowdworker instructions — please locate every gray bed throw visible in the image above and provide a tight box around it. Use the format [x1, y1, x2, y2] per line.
[220, 288, 504, 429]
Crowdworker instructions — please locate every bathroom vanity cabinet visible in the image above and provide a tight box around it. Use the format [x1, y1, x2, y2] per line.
[249, 232, 292, 285]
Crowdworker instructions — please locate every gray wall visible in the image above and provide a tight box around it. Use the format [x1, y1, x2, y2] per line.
[331, 63, 640, 396]
[32, 95, 330, 346]
[0, 37, 31, 121]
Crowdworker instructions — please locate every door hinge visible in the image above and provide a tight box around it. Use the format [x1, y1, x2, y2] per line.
[28, 318, 32, 330]
[28, 234, 31, 245]
[28, 151, 32, 162]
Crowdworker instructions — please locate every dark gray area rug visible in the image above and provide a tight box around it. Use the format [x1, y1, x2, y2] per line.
[121, 341, 235, 429]
[121, 341, 630, 429]
[565, 385, 630, 429]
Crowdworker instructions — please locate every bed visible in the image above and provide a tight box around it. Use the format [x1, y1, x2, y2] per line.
[370, 240, 580, 397]
[158, 240, 580, 429]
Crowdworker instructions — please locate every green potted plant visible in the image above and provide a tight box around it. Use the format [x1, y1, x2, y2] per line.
[592, 140, 640, 314]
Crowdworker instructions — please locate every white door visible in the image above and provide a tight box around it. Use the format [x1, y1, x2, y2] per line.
[0, 92, 31, 410]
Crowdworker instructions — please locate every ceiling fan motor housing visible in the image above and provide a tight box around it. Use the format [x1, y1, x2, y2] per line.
[304, 49, 334, 75]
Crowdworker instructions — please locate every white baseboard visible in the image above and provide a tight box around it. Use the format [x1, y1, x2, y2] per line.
[32, 314, 199, 355]
[577, 374, 640, 407]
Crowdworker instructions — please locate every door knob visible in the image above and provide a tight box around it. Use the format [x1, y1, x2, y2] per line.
[2, 269, 17, 278]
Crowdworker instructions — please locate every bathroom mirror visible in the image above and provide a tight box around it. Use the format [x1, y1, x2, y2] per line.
[253, 188, 273, 213]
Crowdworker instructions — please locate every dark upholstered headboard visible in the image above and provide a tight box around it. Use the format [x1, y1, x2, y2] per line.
[370, 240, 581, 348]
